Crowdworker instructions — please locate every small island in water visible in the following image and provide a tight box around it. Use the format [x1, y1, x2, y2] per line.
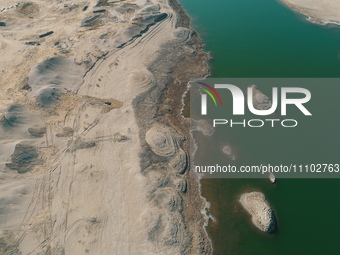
[239, 192, 276, 233]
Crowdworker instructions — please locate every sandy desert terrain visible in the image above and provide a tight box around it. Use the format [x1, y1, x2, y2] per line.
[0, 0, 211, 254]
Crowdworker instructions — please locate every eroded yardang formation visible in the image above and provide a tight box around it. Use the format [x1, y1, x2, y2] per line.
[146, 126, 177, 157]
[239, 191, 276, 233]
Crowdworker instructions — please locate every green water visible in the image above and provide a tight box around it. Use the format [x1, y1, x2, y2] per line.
[179, 0, 340, 254]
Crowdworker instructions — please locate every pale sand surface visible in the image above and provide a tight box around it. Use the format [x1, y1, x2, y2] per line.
[281, 0, 340, 24]
[0, 0, 211, 254]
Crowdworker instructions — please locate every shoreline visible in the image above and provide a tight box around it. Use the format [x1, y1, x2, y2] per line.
[132, 0, 213, 253]
[280, 0, 340, 26]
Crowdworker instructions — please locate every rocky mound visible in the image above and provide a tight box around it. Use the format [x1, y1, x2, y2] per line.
[250, 85, 272, 110]
[17, 2, 39, 15]
[239, 191, 276, 232]
[6, 143, 41, 173]
[145, 126, 177, 157]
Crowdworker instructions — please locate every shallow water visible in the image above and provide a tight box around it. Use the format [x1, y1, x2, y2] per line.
[179, 0, 340, 254]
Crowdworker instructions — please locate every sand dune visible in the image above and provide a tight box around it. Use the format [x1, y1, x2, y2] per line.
[0, 0, 211, 254]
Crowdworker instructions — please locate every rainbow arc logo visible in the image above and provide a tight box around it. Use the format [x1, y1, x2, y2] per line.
[197, 82, 223, 106]
[196, 82, 223, 115]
